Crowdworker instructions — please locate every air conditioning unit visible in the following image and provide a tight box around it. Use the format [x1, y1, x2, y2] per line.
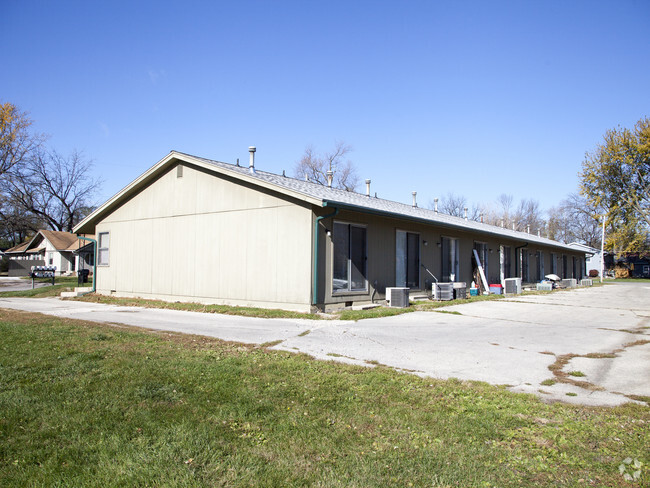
[561, 278, 577, 288]
[504, 277, 522, 295]
[453, 282, 467, 300]
[580, 279, 593, 287]
[386, 287, 410, 308]
[536, 283, 553, 291]
[433, 283, 454, 301]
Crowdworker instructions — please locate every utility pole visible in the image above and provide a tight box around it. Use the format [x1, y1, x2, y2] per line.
[600, 215, 606, 284]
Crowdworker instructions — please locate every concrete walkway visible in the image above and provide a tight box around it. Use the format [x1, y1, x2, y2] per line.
[1, 282, 648, 407]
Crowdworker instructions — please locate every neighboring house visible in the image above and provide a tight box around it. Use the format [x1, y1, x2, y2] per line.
[568, 242, 602, 276]
[5, 230, 94, 277]
[74, 150, 588, 312]
[611, 252, 650, 278]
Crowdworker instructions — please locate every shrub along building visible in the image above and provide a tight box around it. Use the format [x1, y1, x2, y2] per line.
[74, 149, 587, 312]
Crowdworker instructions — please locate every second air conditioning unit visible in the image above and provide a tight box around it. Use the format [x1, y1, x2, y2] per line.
[561, 278, 577, 288]
[433, 283, 454, 301]
[504, 277, 522, 295]
[386, 287, 410, 308]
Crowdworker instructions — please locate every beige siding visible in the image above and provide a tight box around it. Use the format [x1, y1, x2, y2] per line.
[95, 164, 313, 311]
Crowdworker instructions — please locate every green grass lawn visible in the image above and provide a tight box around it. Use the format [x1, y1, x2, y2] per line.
[0, 311, 648, 487]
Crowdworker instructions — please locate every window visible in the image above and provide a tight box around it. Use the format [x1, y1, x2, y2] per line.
[550, 253, 557, 274]
[98, 232, 110, 266]
[562, 255, 568, 279]
[572, 256, 577, 279]
[536, 251, 544, 281]
[396, 230, 419, 288]
[520, 249, 529, 282]
[441, 236, 459, 282]
[333, 222, 367, 292]
[473, 242, 488, 280]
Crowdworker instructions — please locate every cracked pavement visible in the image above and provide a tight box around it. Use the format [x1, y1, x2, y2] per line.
[1, 281, 648, 407]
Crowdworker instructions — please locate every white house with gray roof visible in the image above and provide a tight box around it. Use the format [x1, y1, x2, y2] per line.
[74, 149, 587, 312]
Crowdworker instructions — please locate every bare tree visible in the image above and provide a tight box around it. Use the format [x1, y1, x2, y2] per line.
[0, 102, 46, 177]
[433, 192, 482, 220]
[513, 199, 545, 234]
[547, 193, 602, 246]
[481, 194, 546, 234]
[4, 148, 101, 232]
[294, 142, 359, 191]
[0, 193, 43, 246]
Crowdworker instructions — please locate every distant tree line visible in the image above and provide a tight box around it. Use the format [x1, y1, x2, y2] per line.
[425, 117, 650, 252]
[299, 117, 649, 253]
[0, 102, 101, 248]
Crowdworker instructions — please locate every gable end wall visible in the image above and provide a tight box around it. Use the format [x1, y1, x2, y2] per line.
[94, 163, 313, 311]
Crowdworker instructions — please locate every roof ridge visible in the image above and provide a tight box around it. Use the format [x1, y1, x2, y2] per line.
[143, 150, 578, 251]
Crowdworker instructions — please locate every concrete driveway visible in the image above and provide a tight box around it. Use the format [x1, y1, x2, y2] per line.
[1, 282, 648, 407]
[0, 276, 52, 292]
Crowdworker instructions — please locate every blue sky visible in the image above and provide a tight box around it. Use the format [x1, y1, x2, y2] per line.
[2, 0, 649, 214]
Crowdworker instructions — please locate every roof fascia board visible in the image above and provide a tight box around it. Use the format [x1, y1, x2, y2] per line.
[74, 151, 322, 234]
[322, 201, 583, 253]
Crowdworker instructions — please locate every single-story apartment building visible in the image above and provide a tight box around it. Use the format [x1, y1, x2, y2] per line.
[5, 230, 94, 277]
[74, 150, 588, 312]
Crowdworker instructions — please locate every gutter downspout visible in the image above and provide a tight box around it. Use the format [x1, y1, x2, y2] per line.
[77, 236, 97, 294]
[312, 207, 339, 307]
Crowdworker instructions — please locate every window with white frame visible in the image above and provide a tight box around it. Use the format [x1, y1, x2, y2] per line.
[98, 232, 110, 266]
[332, 222, 367, 293]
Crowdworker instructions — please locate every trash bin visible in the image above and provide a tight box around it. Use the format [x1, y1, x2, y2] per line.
[78, 269, 90, 285]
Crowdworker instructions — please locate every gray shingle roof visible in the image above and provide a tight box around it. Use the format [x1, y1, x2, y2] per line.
[181, 152, 579, 252]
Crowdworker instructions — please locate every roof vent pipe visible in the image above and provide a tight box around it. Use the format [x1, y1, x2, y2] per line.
[365, 179, 371, 196]
[500, 219, 504, 228]
[248, 146, 256, 174]
[434, 198, 438, 213]
[537, 229, 541, 237]
[412, 191, 417, 208]
[527, 225, 530, 234]
[327, 170, 334, 188]
[464, 207, 468, 221]
[480, 213, 484, 223]
[512, 222, 516, 231]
